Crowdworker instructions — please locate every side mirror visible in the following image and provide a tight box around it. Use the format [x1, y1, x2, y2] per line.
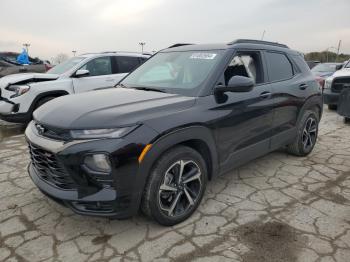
[215, 75, 255, 93]
[335, 64, 343, 70]
[74, 69, 90, 78]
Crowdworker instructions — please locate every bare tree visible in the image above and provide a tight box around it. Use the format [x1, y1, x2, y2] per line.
[53, 53, 69, 64]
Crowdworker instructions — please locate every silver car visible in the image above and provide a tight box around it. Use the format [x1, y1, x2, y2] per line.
[0, 52, 149, 123]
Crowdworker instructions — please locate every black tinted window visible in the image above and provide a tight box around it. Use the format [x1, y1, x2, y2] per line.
[116, 56, 141, 73]
[266, 52, 293, 82]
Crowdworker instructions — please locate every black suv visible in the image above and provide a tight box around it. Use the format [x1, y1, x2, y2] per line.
[26, 40, 322, 225]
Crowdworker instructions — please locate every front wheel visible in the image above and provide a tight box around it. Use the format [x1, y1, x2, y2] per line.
[142, 146, 207, 226]
[286, 110, 319, 157]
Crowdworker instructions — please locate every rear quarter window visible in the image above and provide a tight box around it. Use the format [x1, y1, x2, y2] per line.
[265, 52, 294, 82]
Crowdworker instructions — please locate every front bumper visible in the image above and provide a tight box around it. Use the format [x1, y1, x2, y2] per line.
[0, 100, 31, 123]
[25, 121, 158, 218]
[0, 100, 14, 114]
[323, 89, 339, 105]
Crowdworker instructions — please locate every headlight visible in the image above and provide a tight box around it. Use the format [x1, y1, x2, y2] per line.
[84, 154, 111, 173]
[70, 125, 138, 139]
[324, 80, 332, 89]
[7, 85, 30, 97]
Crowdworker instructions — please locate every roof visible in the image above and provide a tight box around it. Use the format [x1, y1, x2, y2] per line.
[79, 52, 150, 58]
[161, 39, 298, 55]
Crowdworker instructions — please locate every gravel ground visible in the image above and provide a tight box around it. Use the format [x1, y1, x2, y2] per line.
[0, 109, 350, 262]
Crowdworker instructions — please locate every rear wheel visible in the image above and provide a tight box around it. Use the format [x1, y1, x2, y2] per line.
[286, 110, 319, 156]
[328, 104, 337, 110]
[142, 146, 207, 226]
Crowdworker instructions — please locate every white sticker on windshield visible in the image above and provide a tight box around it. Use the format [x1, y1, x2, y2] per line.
[190, 53, 217, 60]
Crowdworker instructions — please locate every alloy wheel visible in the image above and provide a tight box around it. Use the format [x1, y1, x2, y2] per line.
[158, 160, 202, 217]
[302, 117, 317, 151]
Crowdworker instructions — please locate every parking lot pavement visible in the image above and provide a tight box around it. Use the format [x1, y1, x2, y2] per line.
[0, 110, 350, 262]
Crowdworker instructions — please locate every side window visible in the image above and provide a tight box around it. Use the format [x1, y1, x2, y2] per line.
[265, 52, 294, 82]
[116, 56, 141, 73]
[80, 57, 112, 76]
[224, 52, 264, 85]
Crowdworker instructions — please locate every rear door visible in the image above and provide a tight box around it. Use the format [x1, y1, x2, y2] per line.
[72, 56, 114, 93]
[265, 51, 306, 149]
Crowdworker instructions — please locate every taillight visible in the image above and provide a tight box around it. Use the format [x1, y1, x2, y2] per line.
[315, 76, 325, 89]
[44, 64, 52, 72]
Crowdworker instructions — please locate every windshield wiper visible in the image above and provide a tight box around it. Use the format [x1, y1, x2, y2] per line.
[133, 87, 167, 93]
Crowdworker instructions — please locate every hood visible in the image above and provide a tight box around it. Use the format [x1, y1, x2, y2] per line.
[331, 68, 350, 78]
[34, 88, 196, 129]
[312, 71, 334, 78]
[0, 73, 59, 89]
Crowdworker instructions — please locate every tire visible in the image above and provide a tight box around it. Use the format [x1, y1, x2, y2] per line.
[34, 96, 56, 110]
[328, 104, 337, 110]
[286, 110, 319, 157]
[141, 145, 207, 226]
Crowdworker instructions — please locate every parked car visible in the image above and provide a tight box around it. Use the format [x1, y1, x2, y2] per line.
[26, 39, 322, 225]
[0, 52, 149, 123]
[311, 62, 343, 88]
[306, 60, 320, 69]
[323, 60, 350, 110]
[0, 52, 50, 78]
[337, 85, 350, 123]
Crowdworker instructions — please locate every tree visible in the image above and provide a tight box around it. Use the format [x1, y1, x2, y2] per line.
[53, 53, 69, 64]
[304, 51, 350, 63]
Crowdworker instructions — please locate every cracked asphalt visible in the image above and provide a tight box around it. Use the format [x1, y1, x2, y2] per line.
[1, 109, 350, 262]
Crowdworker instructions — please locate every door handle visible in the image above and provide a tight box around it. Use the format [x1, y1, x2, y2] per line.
[259, 91, 271, 99]
[299, 83, 308, 90]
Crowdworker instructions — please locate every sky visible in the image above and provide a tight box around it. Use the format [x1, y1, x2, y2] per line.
[1, 0, 349, 60]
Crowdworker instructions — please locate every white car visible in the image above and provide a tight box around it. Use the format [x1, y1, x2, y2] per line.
[0, 52, 149, 123]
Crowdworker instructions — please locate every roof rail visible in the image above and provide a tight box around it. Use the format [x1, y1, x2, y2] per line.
[228, 39, 289, 49]
[168, 43, 194, 48]
[81, 51, 150, 55]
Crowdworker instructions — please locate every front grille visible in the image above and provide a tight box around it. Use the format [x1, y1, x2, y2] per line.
[28, 142, 76, 190]
[332, 77, 350, 93]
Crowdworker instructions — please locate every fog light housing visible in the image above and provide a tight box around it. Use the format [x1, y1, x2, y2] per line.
[84, 154, 111, 173]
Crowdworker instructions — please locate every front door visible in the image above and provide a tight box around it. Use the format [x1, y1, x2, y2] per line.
[213, 50, 274, 173]
[72, 56, 115, 93]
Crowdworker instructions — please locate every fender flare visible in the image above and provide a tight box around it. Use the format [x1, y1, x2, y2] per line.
[296, 94, 323, 123]
[140, 125, 219, 179]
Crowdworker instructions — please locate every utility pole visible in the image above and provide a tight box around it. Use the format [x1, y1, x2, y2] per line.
[336, 40, 342, 62]
[23, 43, 30, 54]
[139, 42, 146, 53]
[261, 30, 266, 40]
[72, 50, 77, 57]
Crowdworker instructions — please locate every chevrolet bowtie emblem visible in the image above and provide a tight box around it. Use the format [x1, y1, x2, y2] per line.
[36, 124, 45, 135]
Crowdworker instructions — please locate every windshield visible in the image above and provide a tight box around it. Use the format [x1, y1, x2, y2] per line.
[345, 61, 350, 68]
[121, 50, 224, 96]
[311, 63, 338, 72]
[47, 57, 85, 75]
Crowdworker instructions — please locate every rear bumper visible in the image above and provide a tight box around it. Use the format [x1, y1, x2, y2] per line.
[323, 89, 339, 105]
